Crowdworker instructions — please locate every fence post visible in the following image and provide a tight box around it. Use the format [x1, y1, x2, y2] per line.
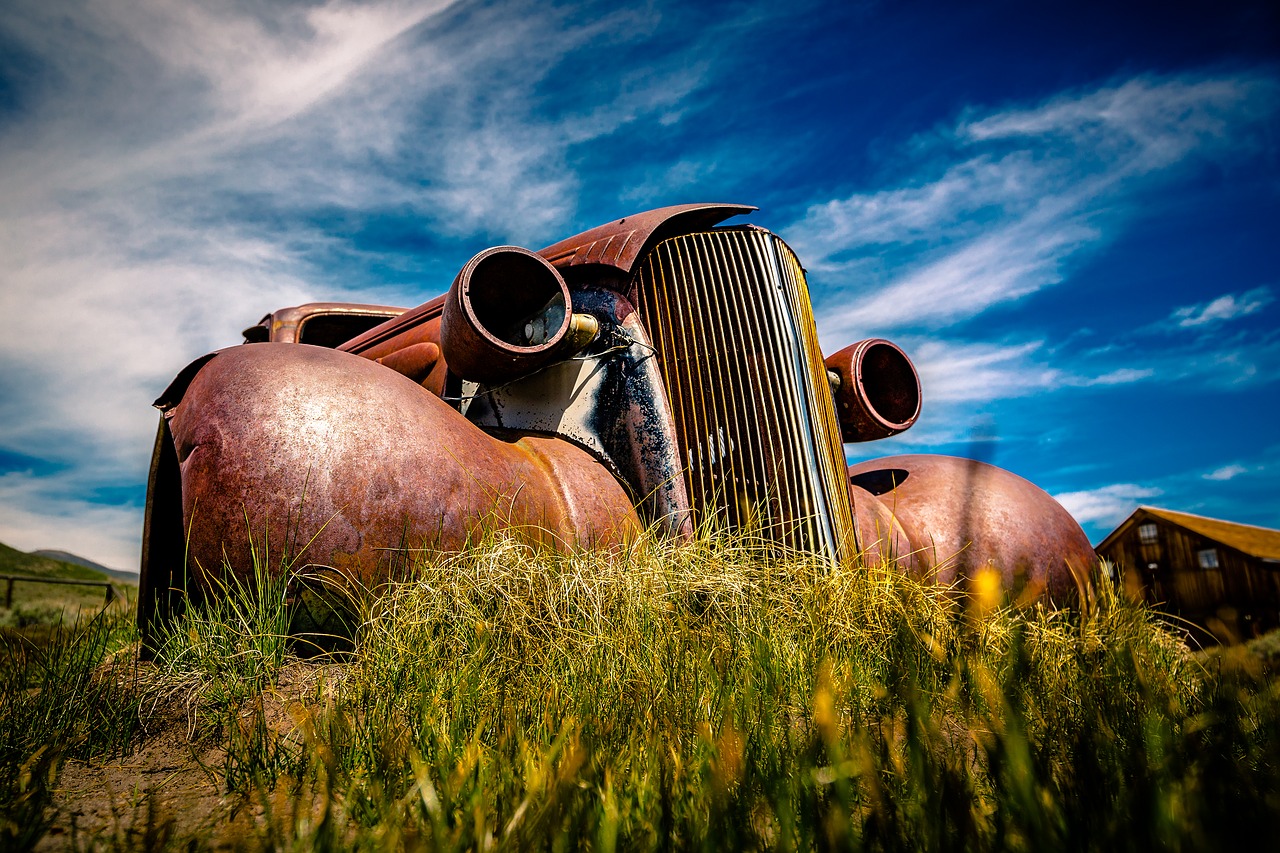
[4, 578, 12, 609]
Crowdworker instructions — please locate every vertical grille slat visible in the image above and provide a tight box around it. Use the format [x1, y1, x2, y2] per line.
[741, 234, 810, 543]
[704, 234, 770, 531]
[777, 245, 858, 555]
[717, 235, 776, 528]
[727, 232, 797, 536]
[633, 230, 855, 560]
[672, 240, 718, 514]
[750, 230, 826, 547]
[693, 235, 737, 526]
[749, 234, 820, 546]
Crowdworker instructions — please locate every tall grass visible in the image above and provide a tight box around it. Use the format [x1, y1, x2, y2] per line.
[142, 527, 1280, 850]
[145, 546, 299, 792]
[5, 524, 1270, 849]
[0, 608, 139, 850]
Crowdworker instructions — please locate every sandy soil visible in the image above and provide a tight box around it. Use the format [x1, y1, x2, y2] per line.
[36, 661, 331, 851]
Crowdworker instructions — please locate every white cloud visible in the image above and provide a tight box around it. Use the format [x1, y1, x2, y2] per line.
[0, 0, 707, 243]
[795, 72, 1276, 475]
[83, 0, 447, 138]
[790, 154, 1045, 261]
[822, 209, 1097, 333]
[0, 1, 453, 206]
[904, 338, 1152, 404]
[794, 73, 1278, 340]
[837, 337, 1155, 452]
[0, 204, 315, 473]
[910, 339, 1054, 403]
[1054, 483, 1162, 528]
[1084, 368, 1155, 385]
[1170, 286, 1272, 328]
[960, 76, 1270, 172]
[0, 472, 142, 572]
[1204, 464, 1249, 481]
[1119, 329, 1280, 388]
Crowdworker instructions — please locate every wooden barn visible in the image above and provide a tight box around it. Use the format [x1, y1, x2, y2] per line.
[1097, 507, 1280, 643]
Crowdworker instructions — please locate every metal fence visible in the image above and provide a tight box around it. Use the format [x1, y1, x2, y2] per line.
[2, 574, 121, 609]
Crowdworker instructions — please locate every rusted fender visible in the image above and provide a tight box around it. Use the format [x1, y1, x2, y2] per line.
[539, 203, 755, 280]
[847, 454, 1097, 602]
[160, 344, 641, 592]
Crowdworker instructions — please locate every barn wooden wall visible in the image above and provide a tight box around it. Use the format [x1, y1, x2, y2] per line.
[1102, 514, 1280, 640]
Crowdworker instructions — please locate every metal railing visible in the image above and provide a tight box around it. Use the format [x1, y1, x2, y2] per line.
[2, 574, 121, 609]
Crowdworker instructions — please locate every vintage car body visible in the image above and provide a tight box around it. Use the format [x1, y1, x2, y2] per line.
[240, 301, 408, 347]
[139, 203, 1096, 643]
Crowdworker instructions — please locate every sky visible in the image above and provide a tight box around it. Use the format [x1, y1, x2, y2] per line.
[0, 0, 1277, 571]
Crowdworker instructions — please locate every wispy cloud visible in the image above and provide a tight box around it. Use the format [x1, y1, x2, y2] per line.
[860, 336, 1157, 453]
[959, 76, 1267, 170]
[793, 73, 1278, 339]
[1204, 464, 1249, 481]
[0, 1, 452, 205]
[905, 338, 1153, 404]
[818, 207, 1099, 335]
[1101, 325, 1280, 390]
[1168, 286, 1272, 328]
[793, 71, 1278, 483]
[1055, 451, 1280, 541]
[1054, 483, 1162, 529]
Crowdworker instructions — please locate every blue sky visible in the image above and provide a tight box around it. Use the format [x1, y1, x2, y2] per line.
[0, 0, 1276, 570]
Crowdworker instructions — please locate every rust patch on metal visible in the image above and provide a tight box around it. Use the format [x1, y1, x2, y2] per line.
[164, 344, 640, 593]
[243, 302, 406, 346]
[539, 203, 756, 281]
[848, 454, 1098, 601]
[338, 295, 450, 397]
[375, 341, 440, 384]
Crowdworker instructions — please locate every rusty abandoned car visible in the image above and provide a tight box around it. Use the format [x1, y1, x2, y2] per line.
[138, 203, 1097, 642]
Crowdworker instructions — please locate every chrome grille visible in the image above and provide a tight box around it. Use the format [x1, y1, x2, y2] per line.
[632, 229, 856, 560]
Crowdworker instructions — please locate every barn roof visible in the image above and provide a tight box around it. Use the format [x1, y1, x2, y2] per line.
[1099, 506, 1280, 561]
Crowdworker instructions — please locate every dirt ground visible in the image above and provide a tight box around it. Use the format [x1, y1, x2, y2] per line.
[37, 661, 330, 851]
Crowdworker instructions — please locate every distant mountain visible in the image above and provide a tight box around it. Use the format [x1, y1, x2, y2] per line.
[32, 548, 137, 581]
[30, 549, 138, 585]
[0, 542, 137, 587]
[0, 541, 108, 581]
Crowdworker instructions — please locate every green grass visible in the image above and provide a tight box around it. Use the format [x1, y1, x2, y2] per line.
[7, 529, 1280, 849]
[145, 545, 299, 793]
[0, 608, 140, 850]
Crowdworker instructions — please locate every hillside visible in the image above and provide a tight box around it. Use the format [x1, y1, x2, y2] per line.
[0, 541, 133, 626]
[0, 542, 110, 581]
[31, 549, 138, 584]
